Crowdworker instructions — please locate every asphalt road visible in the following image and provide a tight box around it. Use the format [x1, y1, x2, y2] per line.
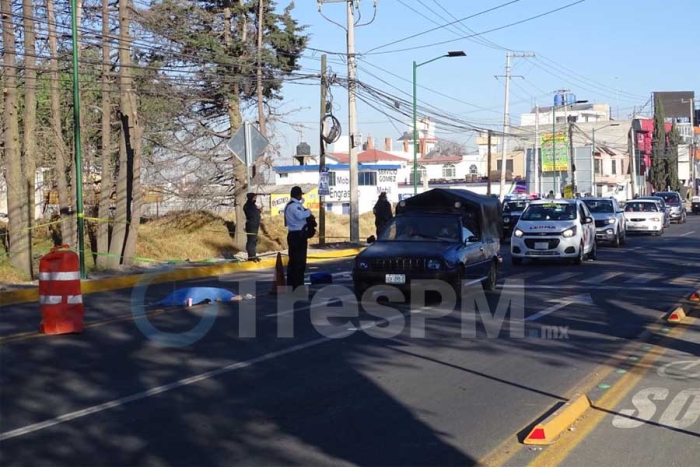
[1, 217, 699, 466]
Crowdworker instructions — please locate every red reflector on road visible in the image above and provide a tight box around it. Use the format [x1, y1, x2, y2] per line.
[528, 427, 546, 440]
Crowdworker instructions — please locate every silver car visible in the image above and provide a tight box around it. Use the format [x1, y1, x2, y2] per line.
[637, 196, 671, 228]
[582, 197, 627, 247]
[653, 191, 687, 224]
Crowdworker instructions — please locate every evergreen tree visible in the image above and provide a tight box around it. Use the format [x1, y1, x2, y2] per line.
[667, 122, 682, 191]
[651, 95, 667, 191]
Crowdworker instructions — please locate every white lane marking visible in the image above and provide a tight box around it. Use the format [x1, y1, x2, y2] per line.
[581, 272, 623, 284]
[524, 294, 593, 322]
[540, 272, 581, 283]
[657, 360, 700, 380]
[680, 231, 695, 237]
[624, 273, 663, 284]
[0, 310, 409, 442]
[669, 274, 700, 286]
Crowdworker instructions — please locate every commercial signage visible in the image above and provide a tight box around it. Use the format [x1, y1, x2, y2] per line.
[270, 188, 320, 216]
[541, 133, 569, 172]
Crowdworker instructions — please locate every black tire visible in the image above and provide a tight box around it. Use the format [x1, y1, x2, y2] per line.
[482, 260, 498, 291]
[512, 256, 523, 266]
[354, 283, 366, 302]
[612, 232, 621, 248]
[573, 242, 584, 265]
[682, 213, 687, 224]
[589, 240, 597, 260]
[452, 265, 465, 297]
[620, 229, 627, 245]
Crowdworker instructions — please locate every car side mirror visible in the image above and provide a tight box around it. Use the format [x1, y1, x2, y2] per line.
[366, 235, 376, 244]
[584, 216, 594, 224]
[466, 235, 479, 243]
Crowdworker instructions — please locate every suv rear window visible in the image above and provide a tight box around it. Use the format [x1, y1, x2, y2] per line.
[656, 193, 681, 204]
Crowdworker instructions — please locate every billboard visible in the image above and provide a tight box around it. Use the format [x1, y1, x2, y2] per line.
[654, 91, 695, 122]
[270, 188, 320, 216]
[540, 133, 569, 172]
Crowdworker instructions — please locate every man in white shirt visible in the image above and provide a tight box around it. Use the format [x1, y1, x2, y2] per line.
[284, 186, 312, 289]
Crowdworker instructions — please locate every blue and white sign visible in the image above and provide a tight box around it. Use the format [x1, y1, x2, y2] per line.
[318, 166, 330, 196]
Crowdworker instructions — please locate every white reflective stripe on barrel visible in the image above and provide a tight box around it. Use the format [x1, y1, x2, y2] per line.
[38, 271, 81, 281]
[66, 295, 83, 304]
[39, 295, 63, 304]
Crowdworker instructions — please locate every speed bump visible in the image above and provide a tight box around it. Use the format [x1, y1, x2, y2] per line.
[523, 394, 591, 445]
[666, 306, 687, 323]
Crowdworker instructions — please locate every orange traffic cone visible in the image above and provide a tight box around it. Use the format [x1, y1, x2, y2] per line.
[270, 252, 286, 295]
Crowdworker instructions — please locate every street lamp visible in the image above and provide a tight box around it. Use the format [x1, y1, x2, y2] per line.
[591, 123, 619, 196]
[551, 99, 587, 196]
[413, 51, 466, 194]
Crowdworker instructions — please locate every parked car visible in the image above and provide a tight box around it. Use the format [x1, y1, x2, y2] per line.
[652, 191, 686, 223]
[622, 200, 665, 235]
[353, 189, 502, 298]
[501, 198, 531, 240]
[581, 197, 627, 247]
[692, 196, 700, 215]
[510, 199, 597, 265]
[637, 196, 671, 228]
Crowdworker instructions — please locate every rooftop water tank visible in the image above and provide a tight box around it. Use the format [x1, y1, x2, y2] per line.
[566, 93, 577, 105]
[554, 94, 565, 106]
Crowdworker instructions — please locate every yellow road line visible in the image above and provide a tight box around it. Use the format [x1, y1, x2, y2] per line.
[0, 248, 364, 307]
[525, 319, 693, 467]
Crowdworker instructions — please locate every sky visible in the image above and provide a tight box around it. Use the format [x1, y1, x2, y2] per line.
[264, 0, 700, 161]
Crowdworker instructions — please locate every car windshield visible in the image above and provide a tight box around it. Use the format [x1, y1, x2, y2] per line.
[520, 203, 577, 221]
[583, 200, 614, 213]
[656, 193, 680, 204]
[503, 201, 529, 212]
[624, 202, 658, 212]
[379, 216, 467, 242]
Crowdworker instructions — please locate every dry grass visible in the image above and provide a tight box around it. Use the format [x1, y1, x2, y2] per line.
[0, 209, 377, 285]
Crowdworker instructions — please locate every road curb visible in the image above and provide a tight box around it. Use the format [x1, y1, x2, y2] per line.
[523, 394, 591, 445]
[0, 247, 363, 307]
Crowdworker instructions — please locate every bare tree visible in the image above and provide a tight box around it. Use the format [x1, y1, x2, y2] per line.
[434, 139, 467, 156]
[2, 0, 31, 275]
[22, 0, 38, 277]
[96, 0, 112, 268]
[46, 0, 77, 246]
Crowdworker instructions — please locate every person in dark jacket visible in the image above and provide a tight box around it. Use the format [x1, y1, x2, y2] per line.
[244, 193, 262, 262]
[373, 192, 393, 237]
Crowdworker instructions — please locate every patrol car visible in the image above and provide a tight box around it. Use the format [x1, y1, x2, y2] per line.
[510, 199, 597, 265]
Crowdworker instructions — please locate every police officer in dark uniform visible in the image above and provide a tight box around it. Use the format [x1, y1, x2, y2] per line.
[244, 193, 262, 262]
[284, 186, 312, 289]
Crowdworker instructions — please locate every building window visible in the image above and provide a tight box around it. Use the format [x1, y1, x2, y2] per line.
[358, 171, 377, 186]
[469, 164, 478, 175]
[326, 203, 333, 212]
[342, 203, 350, 215]
[442, 164, 456, 178]
[594, 159, 601, 174]
[410, 166, 427, 184]
[327, 171, 336, 186]
[496, 160, 514, 172]
[279, 173, 288, 179]
[611, 160, 617, 175]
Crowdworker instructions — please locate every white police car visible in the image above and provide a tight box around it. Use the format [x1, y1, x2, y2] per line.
[510, 199, 597, 265]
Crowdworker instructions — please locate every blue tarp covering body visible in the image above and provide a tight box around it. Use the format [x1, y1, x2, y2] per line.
[156, 287, 238, 306]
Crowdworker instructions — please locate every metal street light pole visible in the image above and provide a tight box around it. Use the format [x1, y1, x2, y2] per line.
[413, 51, 466, 195]
[70, 0, 86, 278]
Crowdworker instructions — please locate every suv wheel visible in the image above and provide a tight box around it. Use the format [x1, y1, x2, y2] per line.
[612, 231, 621, 248]
[452, 265, 465, 296]
[682, 212, 687, 224]
[482, 260, 498, 291]
[620, 229, 627, 245]
[589, 240, 597, 260]
[574, 242, 584, 265]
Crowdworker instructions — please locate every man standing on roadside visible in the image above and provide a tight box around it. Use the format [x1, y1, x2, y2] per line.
[284, 186, 312, 290]
[244, 193, 262, 262]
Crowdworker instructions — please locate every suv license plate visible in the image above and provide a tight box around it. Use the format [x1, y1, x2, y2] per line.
[534, 242, 549, 250]
[385, 274, 406, 284]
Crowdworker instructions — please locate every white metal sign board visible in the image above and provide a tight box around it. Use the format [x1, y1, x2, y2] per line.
[227, 121, 269, 167]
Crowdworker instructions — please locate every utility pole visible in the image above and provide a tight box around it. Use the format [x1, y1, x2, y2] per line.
[70, 0, 86, 277]
[630, 106, 637, 198]
[346, 0, 359, 243]
[534, 105, 540, 195]
[487, 130, 492, 196]
[569, 122, 575, 196]
[497, 51, 535, 200]
[319, 54, 327, 245]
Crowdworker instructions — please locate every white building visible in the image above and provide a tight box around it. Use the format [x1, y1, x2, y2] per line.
[274, 163, 401, 214]
[520, 103, 612, 126]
